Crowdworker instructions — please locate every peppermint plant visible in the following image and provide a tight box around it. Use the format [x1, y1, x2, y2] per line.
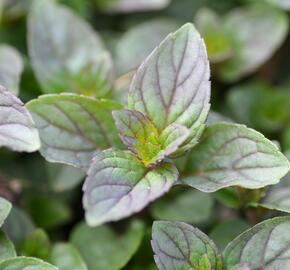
[26, 21, 289, 226]
[1, 1, 290, 269]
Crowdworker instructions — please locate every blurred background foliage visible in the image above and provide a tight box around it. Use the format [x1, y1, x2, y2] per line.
[0, 0, 290, 269]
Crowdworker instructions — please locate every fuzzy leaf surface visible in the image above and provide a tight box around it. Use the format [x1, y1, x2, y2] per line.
[27, 94, 122, 169]
[181, 123, 290, 192]
[83, 149, 178, 226]
[128, 23, 210, 154]
[113, 109, 189, 166]
[152, 221, 221, 270]
[223, 217, 290, 270]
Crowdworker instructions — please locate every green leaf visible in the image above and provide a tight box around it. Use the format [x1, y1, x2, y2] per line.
[0, 45, 23, 95]
[180, 123, 290, 192]
[226, 82, 268, 127]
[26, 94, 122, 169]
[99, 0, 170, 13]
[152, 221, 222, 270]
[128, 23, 210, 154]
[0, 86, 40, 153]
[195, 8, 234, 63]
[50, 243, 87, 270]
[71, 220, 144, 270]
[150, 189, 213, 224]
[0, 198, 11, 228]
[0, 257, 58, 270]
[113, 109, 189, 166]
[0, 231, 16, 263]
[28, 0, 113, 96]
[266, 0, 290, 10]
[209, 219, 250, 250]
[223, 217, 290, 269]
[115, 19, 180, 75]
[83, 149, 178, 226]
[251, 166, 290, 213]
[220, 5, 289, 81]
[21, 229, 50, 260]
[2, 207, 35, 247]
[26, 195, 72, 229]
[46, 163, 85, 192]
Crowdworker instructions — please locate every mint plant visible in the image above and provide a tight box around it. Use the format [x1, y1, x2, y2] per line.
[1, 0, 290, 269]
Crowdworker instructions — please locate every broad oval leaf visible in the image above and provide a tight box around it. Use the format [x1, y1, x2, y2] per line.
[0, 86, 40, 152]
[26, 94, 122, 169]
[220, 5, 289, 82]
[115, 19, 180, 75]
[0, 198, 11, 228]
[151, 221, 222, 270]
[180, 123, 290, 192]
[113, 109, 189, 166]
[28, 0, 113, 96]
[223, 217, 290, 269]
[0, 45, 23, 95]
[50, 243, 87, 270]
[128, 23, 210, 154]
[0, 257, 58, 270]
[0, 231, 16, 263]
[71, 220, 144, 270]
[83, 149, 178, 226]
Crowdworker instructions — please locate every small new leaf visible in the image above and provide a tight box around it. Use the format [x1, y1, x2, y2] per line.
[181, 123, 290, 192]
[113, 109, 189, 166]
[27, 94, 122, 169]
[0, 86, 40, 152]
[83, 149, 178, 226]
[223, 217, 290, 269]
[151, 221, 221, 270]
[128, 23, 210, 154]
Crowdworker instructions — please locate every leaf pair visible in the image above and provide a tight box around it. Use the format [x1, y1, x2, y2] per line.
[82, 22, 211, 226]
[152, 217, 290, 270]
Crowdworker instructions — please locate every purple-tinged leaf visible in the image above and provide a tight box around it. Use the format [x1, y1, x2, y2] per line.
[152, 221, 222, 270]
[83, 149, 178, 226]
[223, 217, 290, 269]
[0, 86, 40, 152]
[26, 94, 123, 170]
[128, 23, 210, 154]
[113, 109, 189, 166]
[180, 123, 290, 192]
[27, 94, 122, 169]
